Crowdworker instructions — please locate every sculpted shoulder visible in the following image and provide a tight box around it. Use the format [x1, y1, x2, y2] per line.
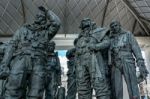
[16, 25, 29, 33]
[118, 29, 133, 39]
[93, 27, 108, 33]
[91, 27, 109, 42]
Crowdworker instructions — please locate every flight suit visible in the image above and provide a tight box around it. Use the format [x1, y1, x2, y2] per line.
[1, 10, 61, 99]
[75, 28, 110, 99]
[66, 48, 77, 99]
[110, 31, 147, 99]
[45, 52, 61, 99]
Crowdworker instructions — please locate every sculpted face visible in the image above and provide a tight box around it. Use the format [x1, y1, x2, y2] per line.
[91, 22, 97, 30]
[48, 42, 55, 52]
[35, 11, 46, 25]
[110, 21, 121, 34]
[80, 18, 92, 30]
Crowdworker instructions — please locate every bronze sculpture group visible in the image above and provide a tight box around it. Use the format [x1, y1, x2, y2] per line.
[0, 6, 148, 99]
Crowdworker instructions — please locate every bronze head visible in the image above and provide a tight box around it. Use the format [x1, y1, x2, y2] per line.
[110, 20, 121, 34]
